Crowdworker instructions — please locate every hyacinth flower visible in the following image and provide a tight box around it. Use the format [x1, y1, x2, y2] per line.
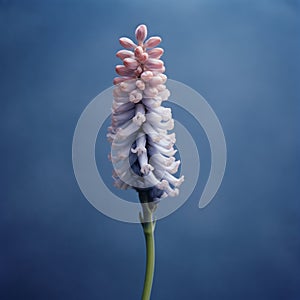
[107, 24, 184, 300]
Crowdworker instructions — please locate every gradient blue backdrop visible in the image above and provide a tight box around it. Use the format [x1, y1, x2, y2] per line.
[1, 0, 299, 299]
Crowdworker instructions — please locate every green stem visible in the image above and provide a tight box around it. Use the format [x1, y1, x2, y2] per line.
[142, 217, 155, 300]
[139, 191, 156, 300]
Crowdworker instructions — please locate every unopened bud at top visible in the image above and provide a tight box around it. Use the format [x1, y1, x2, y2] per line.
[135, 24, 148, 45]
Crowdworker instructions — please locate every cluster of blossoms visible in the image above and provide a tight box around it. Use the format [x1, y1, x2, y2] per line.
[107, 25, 184, 202]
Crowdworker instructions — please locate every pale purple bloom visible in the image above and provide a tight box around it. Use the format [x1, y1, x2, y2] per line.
[108, 25, 184, 201]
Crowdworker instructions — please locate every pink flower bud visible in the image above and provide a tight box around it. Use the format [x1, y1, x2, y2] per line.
[139, 52, 149, 64]
[134, 46, 144, 60]
[119, 37, 137, 49]
[135, 24, 147, 44]
[116, 50, 134, 60]
[144, 36, 162, 48]
[123, 58, 139, 70]
[147, 48, 164, 59]
[144, 59, 164, 70]
[115, 65, 135, 76]
[134, 66, 143, 77]
[113, 76, 134, 85]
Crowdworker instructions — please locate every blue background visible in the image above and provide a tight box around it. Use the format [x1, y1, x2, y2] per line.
[1, 0, 299, 299]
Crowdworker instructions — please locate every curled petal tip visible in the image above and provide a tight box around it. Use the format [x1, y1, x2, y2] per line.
[169, 188, 179, 197]
[136, 80, 145, 90]
[141, 164, 154, 175]
[133, 112, 146, 126]
[131, 146, 146, 156]
[140, 71, 153, 82]
[129, 90, 143, 103]
[157, 180, 169, 190]
[179, 175, 185, 185]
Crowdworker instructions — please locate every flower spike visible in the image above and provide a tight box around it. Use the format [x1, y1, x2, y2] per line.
[108, 24, 184, 202]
